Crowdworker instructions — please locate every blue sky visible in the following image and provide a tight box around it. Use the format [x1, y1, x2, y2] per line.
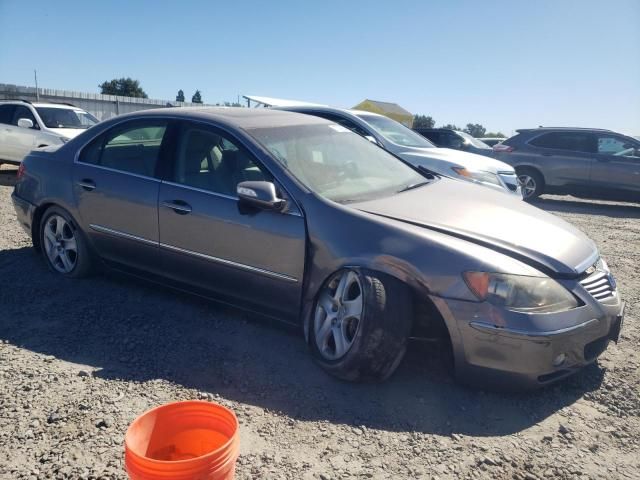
[1, 0, 639, 135]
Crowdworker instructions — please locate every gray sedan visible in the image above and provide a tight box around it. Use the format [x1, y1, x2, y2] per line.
[11, 108, 624, 388]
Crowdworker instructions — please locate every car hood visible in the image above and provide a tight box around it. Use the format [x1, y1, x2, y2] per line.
[399, 147, 510, 173]
[352, 179, 596, 276]
[48, 128, 87, 139]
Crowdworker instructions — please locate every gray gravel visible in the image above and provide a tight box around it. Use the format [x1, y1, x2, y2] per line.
[0, 166, 638, 479]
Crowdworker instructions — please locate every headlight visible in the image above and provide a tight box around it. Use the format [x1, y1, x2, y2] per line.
[452, 167, 502, 187]
[463, 271, 579, 313]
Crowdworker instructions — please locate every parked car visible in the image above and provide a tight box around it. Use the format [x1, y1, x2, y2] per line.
[275, 106, 521, 197]
[0, 100, 99, 166]
[493, 127, 640, 201]
[12, 108, 624, 389]
[479, 137, 508, 147]
[413, 127, 494, 157]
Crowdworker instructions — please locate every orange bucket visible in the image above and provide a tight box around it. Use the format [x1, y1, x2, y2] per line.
[125, 400, 239, 480]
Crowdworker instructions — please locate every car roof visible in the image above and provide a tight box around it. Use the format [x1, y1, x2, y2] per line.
[116, 106, 331, 129]
[0, 100, 76, 108]
[275, 105, 385, 118]
[515, 127, 614, 133]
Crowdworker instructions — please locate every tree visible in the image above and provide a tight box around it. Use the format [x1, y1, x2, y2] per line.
[99, 77, 147, 98]
[463, 123, 486, 138]
[176, 89, 185, 102]
[192, 90, 203, 103]
[484, 131, 506, 138]
[413, 114, 435, 129]
[441, 123, 461, 131]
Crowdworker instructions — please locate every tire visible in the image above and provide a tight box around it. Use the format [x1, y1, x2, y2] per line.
[308, 268, 412, 382]
[39, 206, 94, 278]
[516, 167, 544, 200]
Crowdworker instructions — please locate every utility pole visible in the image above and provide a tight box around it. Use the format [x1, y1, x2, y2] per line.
[34, 70, 40, 101]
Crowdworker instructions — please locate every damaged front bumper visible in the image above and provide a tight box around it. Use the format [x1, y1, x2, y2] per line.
[431, 294, 624, 389]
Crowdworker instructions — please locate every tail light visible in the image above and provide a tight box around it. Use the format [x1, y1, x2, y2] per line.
[493, 144, 514, 153]
[17, 163, 26, 180]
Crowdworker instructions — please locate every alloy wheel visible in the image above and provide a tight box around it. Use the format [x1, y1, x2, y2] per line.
[314, 270, 363, 361]
[43, 214, 78, 274]
[518, 174, 537, 199]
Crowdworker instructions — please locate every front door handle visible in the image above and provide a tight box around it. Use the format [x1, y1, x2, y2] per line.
[77, 179, 96, 191]
[541, 153, 553, 157]
[161, 200, 192, 214]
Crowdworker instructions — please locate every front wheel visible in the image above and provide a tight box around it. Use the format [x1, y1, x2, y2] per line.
[516, 168, 544, 200]
[40, 206, 94, 277]
[308, 269, 412, 382]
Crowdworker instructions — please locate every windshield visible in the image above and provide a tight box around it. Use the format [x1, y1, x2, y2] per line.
[457, 131, 491, 149]
[355, 113, 435, 148]
[250, 123, 431, 203]
[36, 107, 99, 129]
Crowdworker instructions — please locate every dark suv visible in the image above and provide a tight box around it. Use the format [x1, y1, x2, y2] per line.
[413, 128, 494, 157]
[493, 128, 640, 201]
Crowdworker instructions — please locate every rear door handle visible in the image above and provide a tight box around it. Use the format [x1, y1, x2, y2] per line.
[161, 200, 192, 214]
[77, 179, 96, 191]
[541, 153, 553, 157]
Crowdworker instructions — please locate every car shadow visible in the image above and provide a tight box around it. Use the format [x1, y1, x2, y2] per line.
[0, 168, 17, 187]
[533, 196, 640, 218]
[0, 246, 605, 437]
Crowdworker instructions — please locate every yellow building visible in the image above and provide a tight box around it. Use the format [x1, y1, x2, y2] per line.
[352, 99, 413, 127]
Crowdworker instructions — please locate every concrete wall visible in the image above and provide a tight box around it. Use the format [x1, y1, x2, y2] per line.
[0, 83, 214, 121]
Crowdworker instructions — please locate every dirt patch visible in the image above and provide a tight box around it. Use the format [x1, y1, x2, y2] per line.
[0, 186, 638, 479]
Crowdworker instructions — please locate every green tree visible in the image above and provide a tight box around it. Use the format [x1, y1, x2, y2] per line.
[192, 90, 203, 104]
[99, 77, 148, 98]
[176, 89, 185, 102]
[463, 123, 487, 138]
[412, 114, 435, 129]
[441, 123, 461, 131]
[484, 131, 506, 138]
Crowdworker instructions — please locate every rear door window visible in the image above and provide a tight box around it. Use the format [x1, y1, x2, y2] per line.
[78, 121, 169, 177]
[529, 132, 595, 153]
[0, 104, 16, 125]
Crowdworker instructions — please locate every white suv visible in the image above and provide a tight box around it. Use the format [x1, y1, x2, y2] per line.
[0, 100, 99, 165]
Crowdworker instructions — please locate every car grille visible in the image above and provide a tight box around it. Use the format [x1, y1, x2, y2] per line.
[580, 270, 615, 301]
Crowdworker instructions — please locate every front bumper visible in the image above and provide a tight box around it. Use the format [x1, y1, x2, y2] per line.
[432, 294, 624, 390]
[11, 191, 35, 237]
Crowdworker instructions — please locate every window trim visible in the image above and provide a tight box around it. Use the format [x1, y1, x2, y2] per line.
[73, 115, 304, 216]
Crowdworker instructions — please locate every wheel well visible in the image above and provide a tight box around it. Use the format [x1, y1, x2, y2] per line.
[409, 287, 451, 343]
[31, 202, 56, 250]
[515, 165, 545, 184]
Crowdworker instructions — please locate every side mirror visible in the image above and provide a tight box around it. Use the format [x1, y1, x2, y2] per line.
[364, 135, 378, 145]
[237, 181, 285, 210]
[17, 118, 34, 129]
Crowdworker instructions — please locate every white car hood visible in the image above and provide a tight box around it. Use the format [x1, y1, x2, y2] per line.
[48, 128, 87, 139]
[399, 147, 513, 174]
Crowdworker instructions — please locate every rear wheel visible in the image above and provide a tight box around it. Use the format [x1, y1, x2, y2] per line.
[308, 268, 412, 382]
[516, 168, 544, 200]
[40, 206, 93, 277]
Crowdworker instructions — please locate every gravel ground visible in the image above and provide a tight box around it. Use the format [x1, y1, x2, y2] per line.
[0, 166, 638, 480]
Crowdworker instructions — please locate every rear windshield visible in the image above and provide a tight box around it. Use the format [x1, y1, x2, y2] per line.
[36, 107, 99, 129]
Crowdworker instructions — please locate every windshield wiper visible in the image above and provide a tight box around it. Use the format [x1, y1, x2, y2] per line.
[397, 181, 430, 193]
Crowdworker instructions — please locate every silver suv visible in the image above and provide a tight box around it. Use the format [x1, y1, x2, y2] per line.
[493, 127, 640, 201]
[0, 100, 99, 165]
